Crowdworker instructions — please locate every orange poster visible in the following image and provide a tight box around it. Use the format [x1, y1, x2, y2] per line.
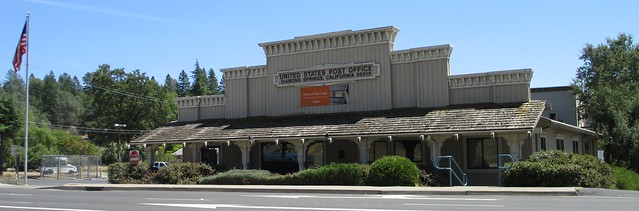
[300, 86, 330, 107]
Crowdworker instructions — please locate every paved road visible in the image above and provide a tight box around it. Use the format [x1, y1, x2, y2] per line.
[1, 185, 638, 211]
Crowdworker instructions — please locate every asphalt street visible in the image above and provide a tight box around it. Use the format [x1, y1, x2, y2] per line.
[1, 183, 639, 211]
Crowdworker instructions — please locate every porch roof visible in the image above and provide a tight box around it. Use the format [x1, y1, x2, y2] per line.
[538, 116, 598, 137]
[131, 100, 545, 144]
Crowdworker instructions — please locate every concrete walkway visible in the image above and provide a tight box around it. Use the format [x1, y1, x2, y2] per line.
[38, 183, 582, 196]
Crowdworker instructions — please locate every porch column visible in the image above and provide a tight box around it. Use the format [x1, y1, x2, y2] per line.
[506, 134, 525, 161]
[234, 140, 252, 170]
[427, 136, 445, 164]
[291, 140, 306, 171]
[145, 144, 157, 166]
[356, 137, 369, 164]
[188, 143, 197, 162]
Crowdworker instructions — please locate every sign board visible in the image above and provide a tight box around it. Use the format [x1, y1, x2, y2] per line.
[301, 86, 330, 107]
[274, 62, 379, 86]
[129, 150, 140, 166]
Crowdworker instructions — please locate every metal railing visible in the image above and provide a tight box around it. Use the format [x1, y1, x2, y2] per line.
[497, 154, 514, 186]
[434, 155, 468, 186]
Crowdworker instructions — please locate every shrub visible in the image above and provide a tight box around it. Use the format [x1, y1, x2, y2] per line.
[108, 162, 152, 184]
[503, 150, 614, 188]
[152, 162, 216, 184]
[611, 166, 639, 190]
[418, 170, 434, 186]
[199, 169, 281, 185]
[366, 156, 419, 186]
[292, 163, 369, 185]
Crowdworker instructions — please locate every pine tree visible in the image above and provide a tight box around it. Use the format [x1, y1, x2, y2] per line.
[190, 60, 209, 96]
[177, 70, 190, 97]
[218, 75, 225, 94]
[164, 74, 178, 94]
[207, 68, 219, 95]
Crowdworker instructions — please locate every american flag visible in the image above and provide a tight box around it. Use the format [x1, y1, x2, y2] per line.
[13, 21, 27, 72]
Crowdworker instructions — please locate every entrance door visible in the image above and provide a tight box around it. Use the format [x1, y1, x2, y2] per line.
[201, 146, 220, 166]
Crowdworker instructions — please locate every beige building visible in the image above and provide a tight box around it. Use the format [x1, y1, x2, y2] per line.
[132, 26, 597, 186]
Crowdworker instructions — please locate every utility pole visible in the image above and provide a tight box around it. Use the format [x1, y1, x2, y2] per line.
[114, 124, 126, 162]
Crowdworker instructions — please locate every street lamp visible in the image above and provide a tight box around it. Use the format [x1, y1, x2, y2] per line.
[114, 124, 127, 162]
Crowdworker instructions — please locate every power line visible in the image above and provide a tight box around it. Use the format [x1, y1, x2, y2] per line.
[85, 82, 169, 103]
[30, 121, 149, 135]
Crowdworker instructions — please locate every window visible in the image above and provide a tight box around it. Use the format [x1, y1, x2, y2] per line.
[556, 139, 565, 151]
[369, 141, 387, 162]
[467, 138, 498, 169]
[540, 137, 547, 151]
[572, 141, 579, 153]
[550, 113, 557, 120]
[394, 141, 422, 162]
[585, 142, 591, 154]
[305, 142, 323, 169]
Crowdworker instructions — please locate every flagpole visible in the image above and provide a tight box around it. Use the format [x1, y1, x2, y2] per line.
[23, 12, 30, 185]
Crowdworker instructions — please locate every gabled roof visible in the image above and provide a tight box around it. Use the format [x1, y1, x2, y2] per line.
[131, 100, 545, 144]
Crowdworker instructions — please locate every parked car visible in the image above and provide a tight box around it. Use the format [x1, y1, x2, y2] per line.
[152, 161, 170, 170]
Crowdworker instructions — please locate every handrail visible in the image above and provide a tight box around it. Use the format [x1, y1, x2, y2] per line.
[497, 154, 514, 186]
[434, 155, 468, 186]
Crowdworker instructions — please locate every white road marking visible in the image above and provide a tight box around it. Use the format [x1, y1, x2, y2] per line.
[142, 203, 435, 211]
[0, 205, 104, 211]
[405, 203, 505, 208]
[145, 197, 211, 201]
[246, 194, 499, 201]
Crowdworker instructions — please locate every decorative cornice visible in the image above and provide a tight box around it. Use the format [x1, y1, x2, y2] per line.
[221, 65, 267, 80]
[177, 95, 225, 108]
[390, 45, 453, 64]
[258, 26, 400, 57]
[448, 69, 533, 89]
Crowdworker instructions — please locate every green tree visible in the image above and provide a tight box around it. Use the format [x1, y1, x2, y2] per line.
[2, 70, 25, 102]
[42, 71, 60, 124]
[207, 68, 219, 95]
[83, 64, 176, 162]
[190, 60, 209, 96]
[0, 94, 21, 173]
[177, 70, 190, 97]
[218, 75, 225, 94]
[573, 33, 639, 169]
[164, 74, 177, 94]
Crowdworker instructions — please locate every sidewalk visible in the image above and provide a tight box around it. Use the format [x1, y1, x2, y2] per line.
[38, 183, 581, 196]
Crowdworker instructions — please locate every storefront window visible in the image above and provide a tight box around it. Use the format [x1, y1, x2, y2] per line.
[261, 142, 298, 174]
[467, 138, 498, 169]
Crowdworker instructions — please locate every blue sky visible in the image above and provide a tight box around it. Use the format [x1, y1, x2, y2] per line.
[1, 0, 637, 88]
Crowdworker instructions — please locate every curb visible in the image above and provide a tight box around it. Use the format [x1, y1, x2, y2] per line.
[39, 184, 580, 196]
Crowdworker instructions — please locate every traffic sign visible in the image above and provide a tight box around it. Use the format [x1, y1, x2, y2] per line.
[129, 150, 140, 166]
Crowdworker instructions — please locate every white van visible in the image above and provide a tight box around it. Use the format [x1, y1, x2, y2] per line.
[152, 161, 170, 170]
[41, 157, 77, 174]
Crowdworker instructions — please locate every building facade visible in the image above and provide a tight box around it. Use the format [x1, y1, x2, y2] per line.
[132, 26, 597, 186]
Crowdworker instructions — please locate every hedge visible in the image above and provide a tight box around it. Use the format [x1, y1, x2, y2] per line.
[503, 150, 614, 188]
